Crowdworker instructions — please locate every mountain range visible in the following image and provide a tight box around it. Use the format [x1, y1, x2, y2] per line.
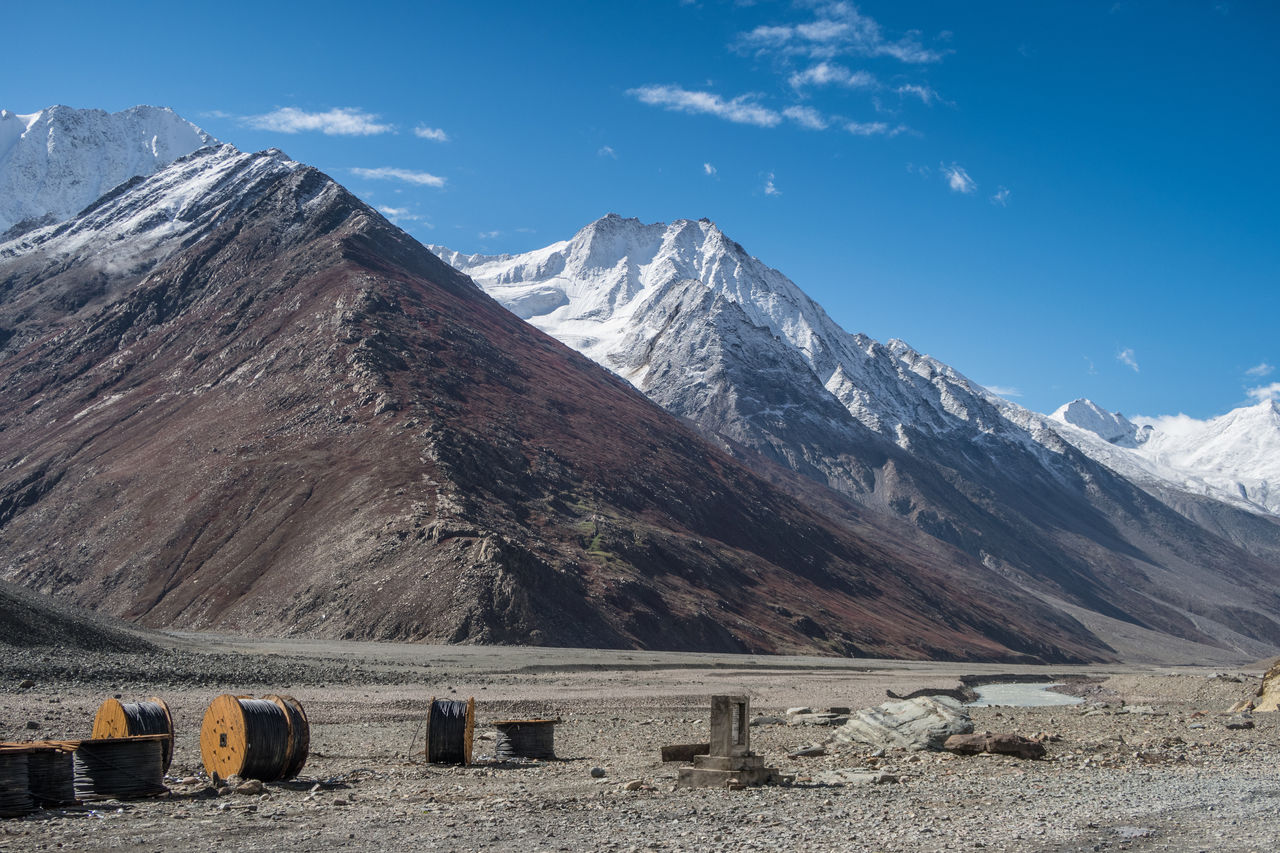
[0, 105, 1276, 665]
[0, 106, 1108, 662]
[434, 215, 1280, 661]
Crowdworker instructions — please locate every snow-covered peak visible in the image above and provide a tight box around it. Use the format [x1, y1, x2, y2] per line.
[0, 104, 215, 236]
[1050, 399, 1147, 447]
[1048, 397, 1280, 516]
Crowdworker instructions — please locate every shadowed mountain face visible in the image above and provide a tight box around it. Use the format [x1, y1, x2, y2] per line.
[438, 215, 1280, 660]
[0, 146, 1106, 662]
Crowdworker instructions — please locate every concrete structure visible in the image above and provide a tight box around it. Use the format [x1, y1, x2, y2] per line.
[676, 695, 781, 789]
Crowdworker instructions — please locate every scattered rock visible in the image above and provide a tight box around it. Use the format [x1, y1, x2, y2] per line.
[24, 720, 40, 729]
[833, 697, 973, 751]
[235, 779, 264, 795]
[788, 745, 826, 758]
[17, 679, 34, 689]
[943, 733, 1046, 760]
[620, 779, 644, 791]
[1254, 659, 1280, 712]
[1224, 715, 1255, 730]
[750, 715, 785, 726]
[590, 767, 607, 778]
[785, 707, 813, 716]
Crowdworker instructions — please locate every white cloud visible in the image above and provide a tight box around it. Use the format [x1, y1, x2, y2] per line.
[982, 384, 1022, 398]
[764, 172, 781, 196]
[478, 230, 501, 239]
[1245, 362, 1274, 378]
[943, 163, 976, 193]
[1247, 382, 1280, 403]
[244, 107, 393, 136]
[703, 162, 717, 176]
[350, 167, 446, 187]
[737, 3, 943, 64]
[788, 63, 878, 90]
[1130, 412, 1207, 437]
[628, 85, 781, 127]
[598, 145, 618, 158]
[414, 125, 448, 142]
[377, 205, 419, 224]
[846, 120, 892, 136]
[990, 186, 1011, 206]
[896, 83, 941, 105]
[1117, 347, 1140, 372]
[784, 105, 829, 130]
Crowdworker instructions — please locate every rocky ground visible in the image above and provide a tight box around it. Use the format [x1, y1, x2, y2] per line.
[0, 637, 1276, 852]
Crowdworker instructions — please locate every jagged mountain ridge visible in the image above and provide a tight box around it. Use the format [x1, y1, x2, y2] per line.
[1052, 397, 1280, 516]
[0, 133, 1105, 662]
[436, 214, 1280, 660]
[0, 104, 214, 237]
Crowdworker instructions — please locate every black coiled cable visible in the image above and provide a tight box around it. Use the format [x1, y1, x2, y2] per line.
[0, 752, 33, 817]
[236, 699, 293, 782]
[494, 721, 557, 760]
[73, 738, 167, 801]
[28, 748, 75, 807]
[116, 700, 174, 771]
[427, 699, 471, 765]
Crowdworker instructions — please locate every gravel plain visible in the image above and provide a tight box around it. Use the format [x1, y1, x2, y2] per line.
[1, 636, 1277, 852]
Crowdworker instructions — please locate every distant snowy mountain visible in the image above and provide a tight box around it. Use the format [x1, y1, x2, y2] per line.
[0, 105, 214, 236]
[434, 214, 1280, 660]
[1051, 398, 1280, 516]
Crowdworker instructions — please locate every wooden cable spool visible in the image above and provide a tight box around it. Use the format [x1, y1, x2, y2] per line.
[72, 735, 168, 801]
[91, 697, 175, 771]
[200, 695, 310, 783]
[425, 697, 474, 765]
[492, 718, 560, 760]
[0, 745, 34, 818]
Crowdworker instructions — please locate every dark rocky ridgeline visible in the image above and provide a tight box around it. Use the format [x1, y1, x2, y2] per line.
[0, 147, 1107, 662]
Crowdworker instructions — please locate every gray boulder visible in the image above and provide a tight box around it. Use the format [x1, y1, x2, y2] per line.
[832, 696, 973, 751]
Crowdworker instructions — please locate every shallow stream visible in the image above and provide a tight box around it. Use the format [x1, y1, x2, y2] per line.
[967, 682, 1085, 707]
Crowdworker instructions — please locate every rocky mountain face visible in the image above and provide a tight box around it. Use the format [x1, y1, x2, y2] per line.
[0, 135, 1107, 662]
[437, 215, 1280, 660]
[0, 105, 213, 237]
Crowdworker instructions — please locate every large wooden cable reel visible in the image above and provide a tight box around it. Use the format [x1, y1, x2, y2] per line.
[200, 694, 310, 783]
[424, 696, 474, 765]
[90, 696, 175, 771]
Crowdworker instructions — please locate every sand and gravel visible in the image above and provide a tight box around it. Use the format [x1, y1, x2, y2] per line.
[2, 636, 1277, 852]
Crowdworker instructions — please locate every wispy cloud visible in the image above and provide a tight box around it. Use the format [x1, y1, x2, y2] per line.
[895, 83, 942, 105]
[846, 120, 895, 136]
[414, 125, 448, 142]
[1117, 347, 1140, 372]
[1247, 381, 1280, 403]
[983, 384, 1022, 398]
[628, 84, 781, 127]
[350, 167, 446, 187]
[377, 205, 419, 224]
[943, 163, 976, 193]
[764, 172, 781, 196]
[244, 107, 393, 136]
[737, 2, 943, 63]
[1245, 362, 1274, 378]
[478, 230, 501, 240]
[597, 145, 618, 158]
[990, 186, 1010, 206]
[788, 63, 878, 91]
[703, 162, 717, 176]
[784, 105, 829, 130]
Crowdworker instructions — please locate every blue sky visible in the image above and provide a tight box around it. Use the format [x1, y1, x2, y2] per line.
[6, 1, 1277, 420]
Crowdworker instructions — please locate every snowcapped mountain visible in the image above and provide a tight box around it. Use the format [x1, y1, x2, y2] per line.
[1, 112, 1117, 662]
[0, 105, 214, 236]
[1051, 398, 1280, 516]
[435, 214, 1280, 661]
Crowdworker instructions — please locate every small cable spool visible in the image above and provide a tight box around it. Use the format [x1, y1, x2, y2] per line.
[200, 695, 310, 783]
[91, 697, 175, 771]
[492, 718, 559, 760]
[425, 697, 474, 765]
[72, 736, 168, 801]
[0, 745, 35, 818]
[26, 743, 76, 807]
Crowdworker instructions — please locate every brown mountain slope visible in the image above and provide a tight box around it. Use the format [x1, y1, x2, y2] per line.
[0, 147, 1107, 662]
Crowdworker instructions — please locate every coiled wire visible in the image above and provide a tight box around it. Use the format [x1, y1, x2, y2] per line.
[73, 737, 167, 801]
[426, 699, 472, 765]
[111, 700, 174, 771]
[235, 699, 294, 782]
[0, 751, 33, 817]
[493, 720, 557, 760]
[27, 747, 75, 807]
